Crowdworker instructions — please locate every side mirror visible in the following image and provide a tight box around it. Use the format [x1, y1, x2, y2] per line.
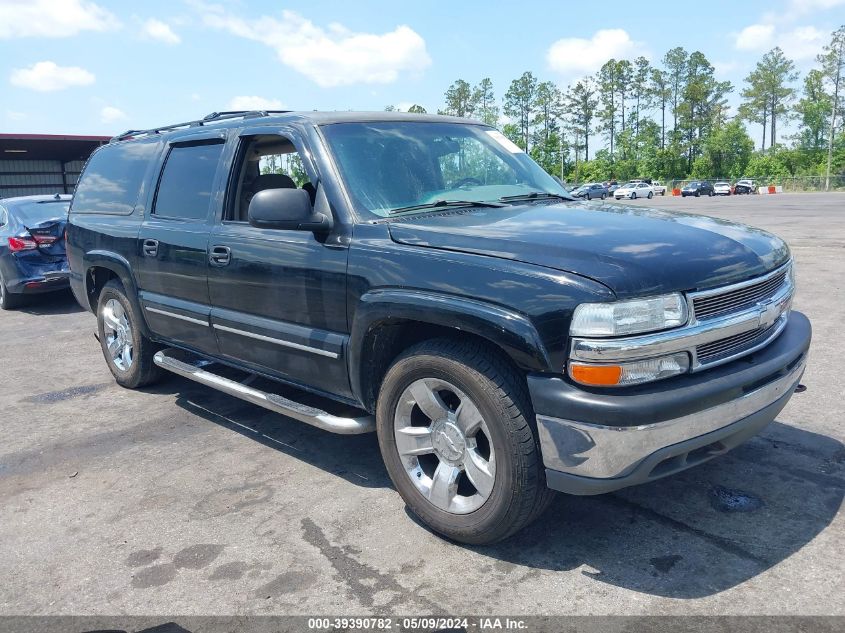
[248, 188, 332, 232]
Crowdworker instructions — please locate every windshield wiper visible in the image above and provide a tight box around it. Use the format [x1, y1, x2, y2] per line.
[499, 191, 572, 202]
[387, 199, 506, 216]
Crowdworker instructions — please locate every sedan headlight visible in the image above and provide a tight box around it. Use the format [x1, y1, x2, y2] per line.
[570, 293, 688, 337]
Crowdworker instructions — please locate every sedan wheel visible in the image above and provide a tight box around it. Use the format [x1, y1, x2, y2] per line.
[0, 271, 23, 310]
[647, 191, 653, 199]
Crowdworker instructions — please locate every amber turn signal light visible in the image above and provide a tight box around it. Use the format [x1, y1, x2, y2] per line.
[570, 363, 623, 386]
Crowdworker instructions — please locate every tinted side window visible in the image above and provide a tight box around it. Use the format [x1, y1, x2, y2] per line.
[153, 142, 224, 220]
[71, 140, 159, 215]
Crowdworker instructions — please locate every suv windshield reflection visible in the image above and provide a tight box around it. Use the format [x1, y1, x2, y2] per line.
[319, 121, 569, 217]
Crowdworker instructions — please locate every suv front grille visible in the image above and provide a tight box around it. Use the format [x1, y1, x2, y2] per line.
[696, 321, 780, 364]
[693, 269, 788, 320]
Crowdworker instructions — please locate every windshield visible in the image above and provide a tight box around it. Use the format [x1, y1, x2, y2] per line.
[8, 200, 69, 224]
[319, 121, 569, 218]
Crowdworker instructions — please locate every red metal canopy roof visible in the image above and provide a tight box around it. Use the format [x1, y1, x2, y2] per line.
[0, 134, 110, 162]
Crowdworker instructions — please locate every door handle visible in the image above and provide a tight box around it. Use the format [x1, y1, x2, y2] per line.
[209, 245, 231, 266]
[142, 239, 158, 257]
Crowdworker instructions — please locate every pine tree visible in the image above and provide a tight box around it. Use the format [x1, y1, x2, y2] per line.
[597, 60, 619, 158]
[472, 78, 499, 126]
[565, 78, 598, 163]
[818, 25, 845, 190]
[441, 79, 475, 117]
[504, 71, 539, 151]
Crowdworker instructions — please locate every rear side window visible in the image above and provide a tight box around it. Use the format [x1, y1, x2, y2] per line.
[153, 142, 224, 220]
[71, 140, 159, 215]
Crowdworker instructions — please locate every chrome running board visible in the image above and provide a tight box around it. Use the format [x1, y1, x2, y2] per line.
[153, 348, 375, 435]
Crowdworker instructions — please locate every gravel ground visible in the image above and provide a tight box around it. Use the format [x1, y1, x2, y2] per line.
[0, 192, 842, 617]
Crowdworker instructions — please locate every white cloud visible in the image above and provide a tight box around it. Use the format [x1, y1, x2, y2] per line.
[6, 110, 26, 121]
[547, 29, 648, 76]
[734, 22, 827, 60]
[733, 0, 842, 61]
[100, 106, 127, 123]
[198, 5, 431, 87]
[0, 0, 119, 39]
[141, 18, 180, 44]
[735, 24, 775, 50]
[786, 0, 845, 16]
[713, 60, 741, 78]
[9, 61, 95, 92]
[779, 25, 828, 60]
[227, 95, 284, 111]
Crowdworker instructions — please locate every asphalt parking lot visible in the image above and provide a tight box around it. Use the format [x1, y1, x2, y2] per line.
[0, 193, 842, 617]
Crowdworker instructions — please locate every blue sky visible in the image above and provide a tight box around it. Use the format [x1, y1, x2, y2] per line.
[2, 0, 844, 145]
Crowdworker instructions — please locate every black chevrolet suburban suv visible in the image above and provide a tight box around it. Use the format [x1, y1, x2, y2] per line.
[67, 110, 810, 544]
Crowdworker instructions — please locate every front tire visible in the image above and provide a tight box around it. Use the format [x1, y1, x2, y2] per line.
[647, 191, 653, 199]
[376, 339, 553, 544]
[631, 192, 637, 199]
[97, 279, 162, 389]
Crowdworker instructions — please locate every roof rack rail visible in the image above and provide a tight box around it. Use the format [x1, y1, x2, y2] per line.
[110, 110, 292, 143]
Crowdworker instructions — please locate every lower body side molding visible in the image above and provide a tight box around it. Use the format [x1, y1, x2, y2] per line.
[153, 348, 375, 435]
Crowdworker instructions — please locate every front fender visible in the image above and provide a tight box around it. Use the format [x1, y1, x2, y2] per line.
[348, 289, 552, 404]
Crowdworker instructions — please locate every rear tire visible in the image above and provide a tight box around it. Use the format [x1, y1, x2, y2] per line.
[376, 339, 554, 545]
[97, 279, 162, 389]
[0, 272, 24, 310]
[601, 193, 607, 200]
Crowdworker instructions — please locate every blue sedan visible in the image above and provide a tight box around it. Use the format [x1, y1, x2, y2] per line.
[0, 194, 71, 310]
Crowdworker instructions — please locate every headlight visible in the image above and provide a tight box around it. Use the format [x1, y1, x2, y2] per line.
[570, 353, 690, 387]
[570, 293, 688, 337]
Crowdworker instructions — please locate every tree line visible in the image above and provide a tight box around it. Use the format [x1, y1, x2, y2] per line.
[393, 25, 845, 188]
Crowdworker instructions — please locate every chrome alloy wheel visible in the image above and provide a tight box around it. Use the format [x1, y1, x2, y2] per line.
[102, 298, 134, 371]
[394, 378, 496, 514]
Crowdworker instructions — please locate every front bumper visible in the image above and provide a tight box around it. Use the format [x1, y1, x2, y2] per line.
[529, 311, 811, 495]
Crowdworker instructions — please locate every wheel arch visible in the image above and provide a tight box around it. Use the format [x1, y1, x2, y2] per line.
[83, 251, 151, 337]
[348, 289, 552, 412]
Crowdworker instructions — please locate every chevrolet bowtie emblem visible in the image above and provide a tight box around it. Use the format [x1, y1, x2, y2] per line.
[759, 298, 784, 329]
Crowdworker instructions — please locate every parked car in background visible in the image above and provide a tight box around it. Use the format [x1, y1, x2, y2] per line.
[614, 181, 654, 200]
[734, 179, 758, 194]
[714, 182, 732, 196]
[651, 180, 667, 196]
[681, 181, 715, 197]
[607, 182, 621, 194]
[572, 183, 608, 200]
[0, 194, 71, 310]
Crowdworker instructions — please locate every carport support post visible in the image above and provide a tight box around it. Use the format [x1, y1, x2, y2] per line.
[60, 161, 69, 194]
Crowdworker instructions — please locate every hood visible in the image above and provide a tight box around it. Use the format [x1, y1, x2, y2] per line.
[387, 201, 789, 298]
